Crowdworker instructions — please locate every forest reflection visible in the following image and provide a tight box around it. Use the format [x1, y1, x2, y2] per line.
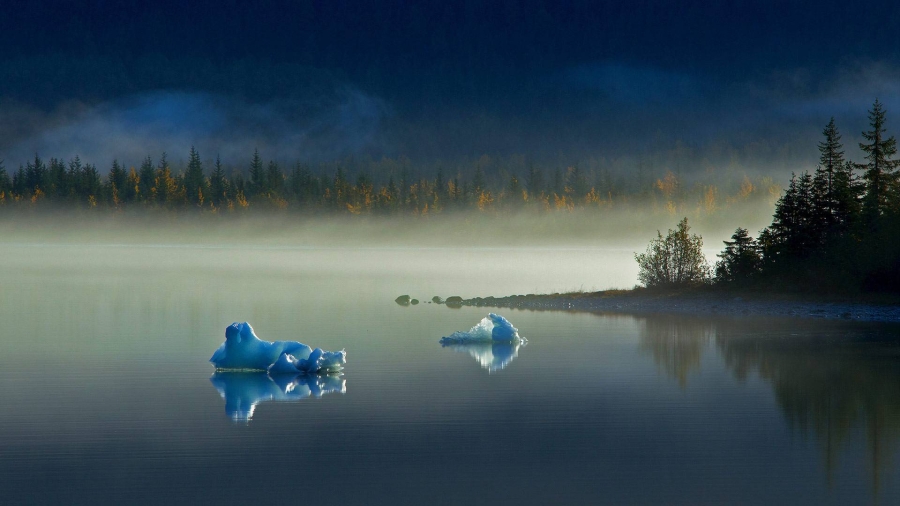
[639, 315, 900, 495]
[638, 316, 714, 388]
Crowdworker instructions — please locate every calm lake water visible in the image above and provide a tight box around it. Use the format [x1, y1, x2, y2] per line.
[2, 240, 900, 505]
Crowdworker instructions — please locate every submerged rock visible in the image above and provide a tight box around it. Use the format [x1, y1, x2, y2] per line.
[395, 295, 411, 305]
[411, 299, 420, 305]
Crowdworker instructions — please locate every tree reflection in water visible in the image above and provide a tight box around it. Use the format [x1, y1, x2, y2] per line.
[717, 324, 900, 495]
[637, 316, 714, 388]
[638, 314, 900, 497]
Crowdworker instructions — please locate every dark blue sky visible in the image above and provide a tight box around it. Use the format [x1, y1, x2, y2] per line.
[2, 0, 899, 170]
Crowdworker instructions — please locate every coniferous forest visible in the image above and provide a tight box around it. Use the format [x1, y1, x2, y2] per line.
[709, 100, 900, 294]
[2, 100, 900, 294]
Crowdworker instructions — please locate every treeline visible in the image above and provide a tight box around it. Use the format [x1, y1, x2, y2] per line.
[639, 100, 900, 293]
[0, 147, 775, 216]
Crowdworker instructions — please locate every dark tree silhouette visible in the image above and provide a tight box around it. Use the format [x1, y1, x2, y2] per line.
[715, 228, 762, 284]
[183, 146, 206, 206]
[858, 99, 899, 222]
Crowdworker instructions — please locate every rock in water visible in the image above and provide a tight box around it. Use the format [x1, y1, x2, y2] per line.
[445, 296, 463, 307]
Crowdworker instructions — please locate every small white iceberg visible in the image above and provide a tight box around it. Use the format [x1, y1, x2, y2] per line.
[440, 314, 527, 372]
[210, 322, 346, 374]
[439, 313, 525, 344]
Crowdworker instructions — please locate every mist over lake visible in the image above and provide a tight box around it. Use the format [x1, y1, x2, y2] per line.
[2, 223, 899, 505]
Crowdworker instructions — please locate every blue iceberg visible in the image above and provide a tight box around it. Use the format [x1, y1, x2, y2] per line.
[210, 322, 346, 374]
[210, 372, 346, 421]
[439, 313, 525, 344]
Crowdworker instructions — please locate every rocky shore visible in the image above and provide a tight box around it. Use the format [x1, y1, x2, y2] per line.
[452, 290, 900, 322]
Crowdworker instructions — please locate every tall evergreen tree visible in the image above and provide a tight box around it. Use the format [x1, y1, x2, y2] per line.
[769, 172, 820, 261]
[209, 155, 227, 207]
[24, 154, 47, 195]
[48, 158, 67, 198]
[155, 152, 174, 204]
[138, 156, 155, 202]
[266, 160, 283, 196]
[107, 159, 127, 203]
[858, 99, 899, 221]
[248, 148, 266, 196]
[184, 146, 206, 205]
[714, 228, 762, 284]
[525, 163, 544, 199]
[67, 156, 83, 198]
[813, 118, 845, 234]
[81, 162, 102, 201]
[0, 160, 10, 195]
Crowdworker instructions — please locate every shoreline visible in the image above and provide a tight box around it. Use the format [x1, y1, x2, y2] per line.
[452, 290, 900, 323]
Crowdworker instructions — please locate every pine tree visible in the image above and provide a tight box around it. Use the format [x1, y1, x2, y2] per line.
[209, 155, 227, 207]
[138, 156, 155, 202]
[184, 146, 206, 206]
[288, 162, 312, 205]
[714, 228, 762, 284]
[47, 158, 67, 198]
[858, 99, 899, 221]
[812, 118, 845, 234]
[124, 167, 139, 203]
[156, 152, 174, 204]
[769, 173, 821, 260]
[525, 163, 544, 199]
[67, 156, 83, 198]
[0, 160, 10, 195]
[106, 159, 127, 205]
[81, 163, 102, 203]
[266, 160, 283, 196]
[25, 154, 47, 196]
[248, 148, 266, 197]
[435, 167, 445, 199]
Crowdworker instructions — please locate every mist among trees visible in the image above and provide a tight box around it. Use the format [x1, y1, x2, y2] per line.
[637, 100, 900, 294]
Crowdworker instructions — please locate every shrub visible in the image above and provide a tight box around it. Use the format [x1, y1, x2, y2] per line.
[635, 217, 710, 288]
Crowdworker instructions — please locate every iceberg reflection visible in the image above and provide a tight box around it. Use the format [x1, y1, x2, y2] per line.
[210, 372, 345, 422]
[441, 341, 526, 372]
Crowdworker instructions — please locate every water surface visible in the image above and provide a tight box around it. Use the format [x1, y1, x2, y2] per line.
[2, 241, 899, 505]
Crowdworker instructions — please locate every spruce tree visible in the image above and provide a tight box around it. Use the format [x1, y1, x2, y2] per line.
[47, 158, 67, 198]
[184, 146, 206, 205]
[266, 160, 283, 196]
[138, 156, 155, 202]
[858, 99, 899, 221]
[106, 159, 127, 205]
[769, 173, 820, 260]
[248, 148, 266, 197]
[714, 228, 762, 284]
[209, 155, 226, 207]
[0, 160, 9, 195]
[525, 164, 543, 199]
[156, 152, 174, 204]
[813, 118, 845, 234]
[67, 156, 83, 198]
